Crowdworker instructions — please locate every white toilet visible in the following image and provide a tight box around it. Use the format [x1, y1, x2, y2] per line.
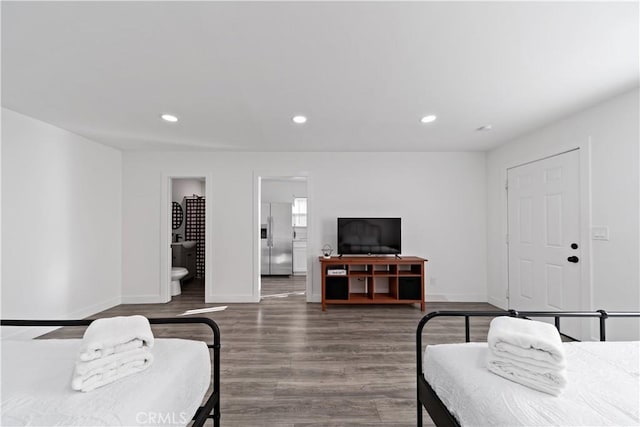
[171, 267, 188, 296]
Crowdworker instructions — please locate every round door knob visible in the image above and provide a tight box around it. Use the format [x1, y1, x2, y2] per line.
[571, 243, 579, 250]
[567, 256, 579, 263]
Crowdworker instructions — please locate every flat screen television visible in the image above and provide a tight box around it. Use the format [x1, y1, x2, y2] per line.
[337, 218, 401, 255]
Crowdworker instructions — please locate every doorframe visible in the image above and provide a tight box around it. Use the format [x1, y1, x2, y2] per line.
[252, 171, 313, 303]
[505, 143, 594, 339]
[160, 173, 214, 303]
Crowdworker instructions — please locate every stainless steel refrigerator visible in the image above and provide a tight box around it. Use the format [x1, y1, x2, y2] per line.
[261, 202, 293, 275]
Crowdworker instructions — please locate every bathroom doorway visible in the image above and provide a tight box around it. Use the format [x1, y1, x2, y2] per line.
[258, 176, 309, 302]
[168, 177, 207, 302]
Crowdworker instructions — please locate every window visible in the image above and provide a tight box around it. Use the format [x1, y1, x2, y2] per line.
[292, 197, 307, 227]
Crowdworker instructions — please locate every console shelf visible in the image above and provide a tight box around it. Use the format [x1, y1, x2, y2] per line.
[319, 256, 427, 311]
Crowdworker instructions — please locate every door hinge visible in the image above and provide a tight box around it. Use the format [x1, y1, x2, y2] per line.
[505, 233, 509, 244]
[506, 289, 510, 300]
[505, 180, 509, 191]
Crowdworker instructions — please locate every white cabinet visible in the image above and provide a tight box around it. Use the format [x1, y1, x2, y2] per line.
[293, 240, 307, 275]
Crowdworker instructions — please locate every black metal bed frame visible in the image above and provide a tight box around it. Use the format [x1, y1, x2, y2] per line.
[416, 309, 640, 427]
[1, 317, 221, 427]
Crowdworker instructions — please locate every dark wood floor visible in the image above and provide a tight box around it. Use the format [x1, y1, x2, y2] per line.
[43, 276, 496, 426]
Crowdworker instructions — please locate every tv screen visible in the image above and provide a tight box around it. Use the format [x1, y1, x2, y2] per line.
[337, 218, 401, 255]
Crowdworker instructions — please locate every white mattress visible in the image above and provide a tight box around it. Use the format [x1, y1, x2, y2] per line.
[424, 341, 640, 426]
[1, 338, 211, 427]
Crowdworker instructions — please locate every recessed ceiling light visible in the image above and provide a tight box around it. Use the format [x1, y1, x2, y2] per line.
[292, 115, 307, 124]
[476, 125, 493, 131]
[160, 113, 178, 123]
[420, 115, 437, 124]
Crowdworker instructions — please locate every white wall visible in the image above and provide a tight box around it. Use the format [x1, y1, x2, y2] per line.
[262, 179, 307, 204]
[122, 152, 487, 304]
[1, 108, 122, 326]
[172, 178, 204, 202]
[486, 88, 639, 340]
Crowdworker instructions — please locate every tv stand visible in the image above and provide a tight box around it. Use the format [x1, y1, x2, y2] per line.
[319, 256, 427, 311]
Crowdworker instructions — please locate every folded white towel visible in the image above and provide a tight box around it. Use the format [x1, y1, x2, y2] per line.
[71, 347, 154, 392]
[487, 352, 567, 396]
[78, 315, 154, 362]
[487, 316, 565, 367]
[74, 346, 150, 377]
[486, 316, 567, 395]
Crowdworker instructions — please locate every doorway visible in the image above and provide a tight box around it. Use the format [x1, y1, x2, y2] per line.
[258, 177, 309, 301]
[161, 175, 212, 304]
[507, 149, 582, 338]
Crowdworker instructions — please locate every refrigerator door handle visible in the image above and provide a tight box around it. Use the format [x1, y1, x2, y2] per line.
[268, 216, 273, 247]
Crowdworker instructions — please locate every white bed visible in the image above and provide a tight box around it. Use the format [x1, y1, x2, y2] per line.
[423, 341, 640, 426]
[1, 338, 211, 427]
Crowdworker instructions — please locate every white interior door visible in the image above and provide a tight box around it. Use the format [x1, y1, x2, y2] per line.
[508, 149, 582, 338]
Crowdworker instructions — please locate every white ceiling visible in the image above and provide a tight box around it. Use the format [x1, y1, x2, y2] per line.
[2, 1, 638, 152]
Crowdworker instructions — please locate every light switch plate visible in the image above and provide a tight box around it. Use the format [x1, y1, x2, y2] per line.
[592, 226, 609, 241]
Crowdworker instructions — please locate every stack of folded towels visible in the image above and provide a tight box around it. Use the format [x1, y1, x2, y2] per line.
[71, 315, 155, 392]
[486, 316, 567, 396]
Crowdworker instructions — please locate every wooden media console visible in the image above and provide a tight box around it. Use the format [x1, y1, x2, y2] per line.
[319, 256, 427, 311]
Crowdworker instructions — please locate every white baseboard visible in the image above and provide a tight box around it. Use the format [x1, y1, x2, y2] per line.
[1, 295, 122, 340]
[426, 293, 487, 302]
[425, 294, 449, 302]
[68, 296, 122, 319]
[308, 294, 321, 303]
[206, 295, 259, 303]
[121, 295, 168, 304]
[488, 296, 507, 310]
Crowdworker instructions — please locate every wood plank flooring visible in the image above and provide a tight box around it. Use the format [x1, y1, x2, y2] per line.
[42, 276, 497, 426]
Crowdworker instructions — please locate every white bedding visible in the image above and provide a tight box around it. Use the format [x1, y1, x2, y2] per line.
[424, 341, 640, 426]
[1, 338, 211, 427]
